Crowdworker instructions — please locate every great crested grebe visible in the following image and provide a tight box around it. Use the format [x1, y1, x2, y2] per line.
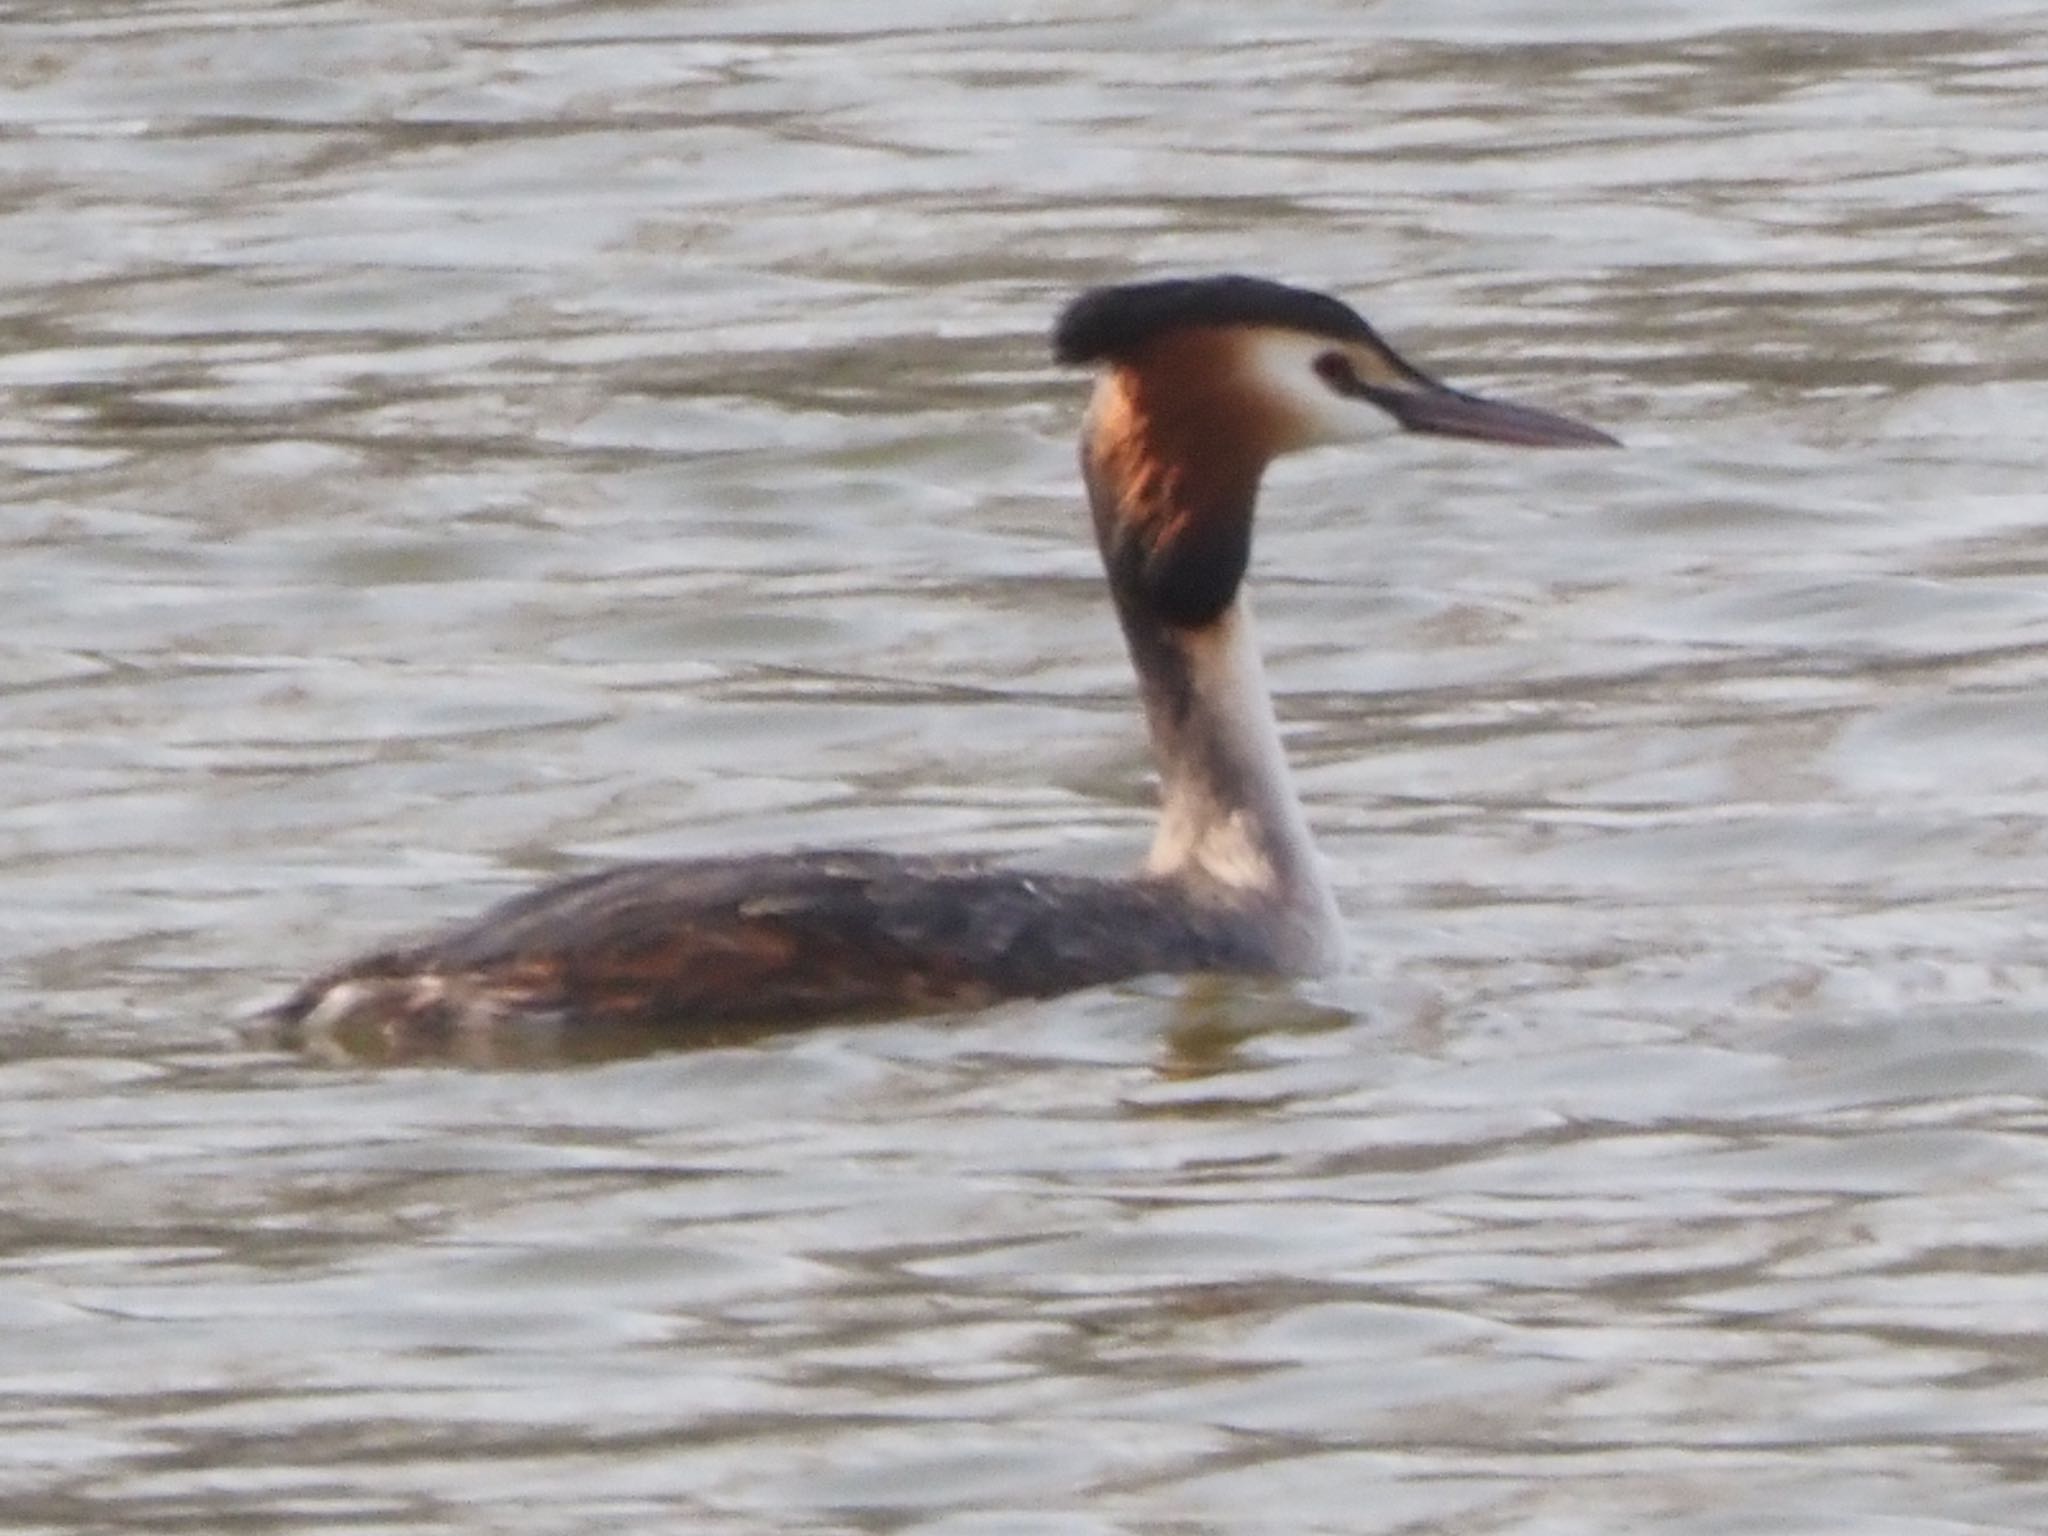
[261, 276, 1616, 1060]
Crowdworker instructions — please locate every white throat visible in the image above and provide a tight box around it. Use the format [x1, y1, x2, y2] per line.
[1138, 599, 1344, 972]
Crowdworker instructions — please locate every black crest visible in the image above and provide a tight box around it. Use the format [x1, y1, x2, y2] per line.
[1053, 275, 1378, 365]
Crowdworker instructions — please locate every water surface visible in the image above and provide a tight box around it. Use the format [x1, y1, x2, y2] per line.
[5, 2, 2048, 1531]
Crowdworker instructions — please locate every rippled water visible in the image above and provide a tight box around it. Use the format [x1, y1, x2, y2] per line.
[7, 1, 2048, 1530]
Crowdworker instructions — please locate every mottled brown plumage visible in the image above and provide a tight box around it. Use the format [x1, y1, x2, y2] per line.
[265, 853, 1282, 1063]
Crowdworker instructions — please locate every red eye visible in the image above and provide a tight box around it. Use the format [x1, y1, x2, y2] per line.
[1314, 351, 1358, 389]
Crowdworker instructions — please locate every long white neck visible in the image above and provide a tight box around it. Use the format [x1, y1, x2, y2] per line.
[1077, 368, 1344, 974]
[1126, 598, 1343, 972]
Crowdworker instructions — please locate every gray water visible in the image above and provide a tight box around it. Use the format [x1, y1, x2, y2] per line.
[6, 1, 2048, 1530]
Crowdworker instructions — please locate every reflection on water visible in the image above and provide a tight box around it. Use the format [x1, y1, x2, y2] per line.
[6, 1, 2048, 1530]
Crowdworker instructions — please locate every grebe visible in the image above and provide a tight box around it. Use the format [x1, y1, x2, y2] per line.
[262, 276, 1616, 1061]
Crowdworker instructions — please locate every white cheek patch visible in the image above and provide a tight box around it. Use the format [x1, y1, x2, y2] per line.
[1239, 331, 1392, 449]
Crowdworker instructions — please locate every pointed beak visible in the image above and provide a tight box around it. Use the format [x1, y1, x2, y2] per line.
[1343, 339, 1619, 448]
[1370, 380, 1620, 447]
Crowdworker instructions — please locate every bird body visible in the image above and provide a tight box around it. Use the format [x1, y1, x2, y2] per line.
[262, 276, 1615, 1061]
